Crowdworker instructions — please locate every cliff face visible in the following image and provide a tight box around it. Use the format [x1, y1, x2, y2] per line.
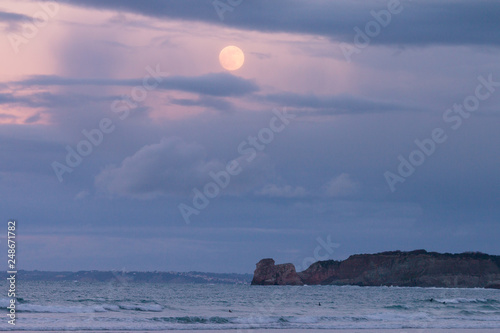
[251, 258, 303, 285]
[252, 250, 500, 288]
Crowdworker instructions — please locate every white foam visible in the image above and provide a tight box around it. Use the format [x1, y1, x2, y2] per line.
[102, 303, 120, 311]
[14, 302, 161, 313]
[118, 303, 163, 312]
[287, 316, 321, 323]
[435, 298, 488, 304]
[17, 304, 104, 313]
[232, 316, 280, 324]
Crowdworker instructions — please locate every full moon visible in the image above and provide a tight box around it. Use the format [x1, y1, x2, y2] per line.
[219, 45, 245, 71]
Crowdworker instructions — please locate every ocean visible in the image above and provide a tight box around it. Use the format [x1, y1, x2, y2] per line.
[1, 281, 500, 331]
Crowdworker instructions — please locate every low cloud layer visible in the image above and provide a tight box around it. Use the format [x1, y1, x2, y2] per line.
[13, 72, 259, 97]
[95, 137, 223, 198]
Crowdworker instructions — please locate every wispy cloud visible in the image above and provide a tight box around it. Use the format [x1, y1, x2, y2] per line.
[0, 11, 32, 23]
[13, 72, 259, 97]
[262, 92, 413, 115]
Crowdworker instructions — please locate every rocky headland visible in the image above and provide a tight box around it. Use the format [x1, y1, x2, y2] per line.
[251, 250, 500, 289]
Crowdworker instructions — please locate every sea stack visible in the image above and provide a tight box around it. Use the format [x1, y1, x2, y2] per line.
[251, 258, 303, 285]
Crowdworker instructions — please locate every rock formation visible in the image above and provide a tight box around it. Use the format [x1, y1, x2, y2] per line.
[251, 250, 500, 288]
[251, 258, 303, 285]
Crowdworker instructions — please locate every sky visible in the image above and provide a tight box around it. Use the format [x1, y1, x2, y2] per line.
[0, 0, 499, 273]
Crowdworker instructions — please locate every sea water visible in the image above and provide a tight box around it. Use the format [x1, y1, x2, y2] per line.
[1, 281, 500, 330]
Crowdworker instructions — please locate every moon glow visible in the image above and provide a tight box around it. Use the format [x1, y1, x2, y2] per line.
[219, 45, 245, 71]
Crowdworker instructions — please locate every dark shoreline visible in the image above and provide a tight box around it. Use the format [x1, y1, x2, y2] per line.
[0, 270, 252, 284]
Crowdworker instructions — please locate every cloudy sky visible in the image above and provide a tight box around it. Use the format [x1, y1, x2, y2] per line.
[1, 0, 499, 273]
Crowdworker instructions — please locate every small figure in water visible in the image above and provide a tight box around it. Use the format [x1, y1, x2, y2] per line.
[228, 310, 232, 313]
[318, 302, 321, 306]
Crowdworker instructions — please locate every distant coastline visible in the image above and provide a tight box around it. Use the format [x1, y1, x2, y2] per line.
[251, 250, 500, 289]
[5, 270, 252, 284]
